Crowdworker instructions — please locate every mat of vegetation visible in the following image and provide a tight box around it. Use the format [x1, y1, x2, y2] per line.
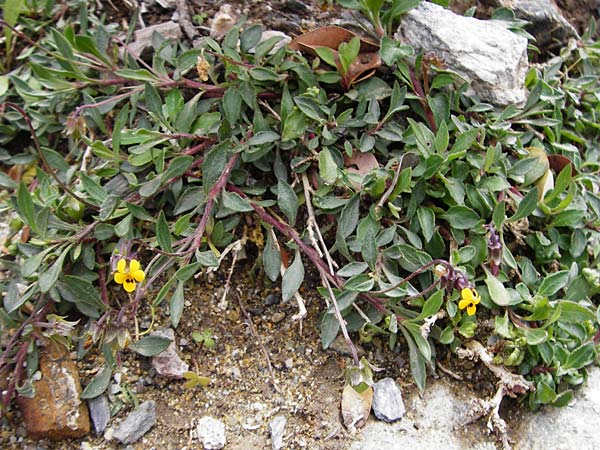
[1, 0, 600, 439]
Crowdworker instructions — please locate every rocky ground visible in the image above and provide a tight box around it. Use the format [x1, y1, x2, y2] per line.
[1, 0, 600, 449]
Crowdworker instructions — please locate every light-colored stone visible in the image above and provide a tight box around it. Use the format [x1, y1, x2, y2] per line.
[397, 2, 528, 106]
[351, 382, 498, 450]
[151, 328, 188, 379]
[112, 400, 156, 444]
[517, 366, 600, 450]
[498, 0, 578, 49]
[128, 22, 182, 57]
[17, 343, 90, 440]
[196, 416, 226, 450]
[269, 415, 287, 450]
[372, 378, 406, 422]
[210, 4, 238, 39]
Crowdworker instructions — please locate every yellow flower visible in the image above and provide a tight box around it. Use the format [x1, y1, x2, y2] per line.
[459, 287, 480, 316]
[114, 258, 145, 293]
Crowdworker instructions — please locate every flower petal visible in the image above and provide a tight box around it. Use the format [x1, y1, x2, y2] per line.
[472, 289, 481, 304]
[130, 259, 140, 273]
[458, 299, 470, 310]
[467, 304, 476, 316]
[461, 288, 474, 302]
[123, 278, 136, 292]
[132, 269, 145, 282]
[117, 258, 127, 274]
[114, 272, 126, 284]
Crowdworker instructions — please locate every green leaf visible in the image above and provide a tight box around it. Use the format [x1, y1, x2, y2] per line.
[246, 131, 280, 146]
[163, 156, 193, 182]
[277, 179, 299, 226]
[175, 262, 202, 282]
[39, 246, 71, 294]
[339, 195, 360, 238]
[240, 24, 263, 52]
[130, 335, 172, 357]
[126, 203, 155, 222]
[17, 182, 36, 231]
[450, 128, 478, 154]
[563, 343, 595, 370]
[537, 271, 569, 297]
[281, 109, 310, 142]
[417, 207, 435, 242]
[400, 325, 426, 392]
[79, 173, 107, 203]
[314, 47, 337, 69]
[144, 82, 163, 119]
[222, 190, 254, 212]
[99, 195, 119, 222]
[56, 274, 105, 318]
[319, 148, 338, 184]
[156, 211, 172, 253]
[337, 262, 369, 277]
[441, 206, 480, 230]
[404, 321, 431, 361]
[522, 328, 548, 345]
[263, 230, 281, 282]
[222, 87, 242, 126]
[339, 37, 360, 74]
[508, 187, 538, 222]
[80, 365, 112, 399]
[282, 250, 304, 301]
[203, 144, 229, 195]
[385, 244, 432, 272]
[559, 301, 596, 323]
[170, 282, 184, 328]
[485, 270, 511, 306]
[344, 274, 375, 292]
[320, 312, 340, 349]
[416, 290, 444, 320]
[434, 120, 449, 153]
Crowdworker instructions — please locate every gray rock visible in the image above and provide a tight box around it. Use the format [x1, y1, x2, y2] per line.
[397, 2, 528, 106]
[498, 0, 579, 50]
[151, 328, 189, 379]
[372, 378, 406, 423]
[88, 395, 110, 434]
[269, 415, 287, 450]
[196, 416, 226, 450]
[112, 400, 156, 444]
[517, 366, 600, 450]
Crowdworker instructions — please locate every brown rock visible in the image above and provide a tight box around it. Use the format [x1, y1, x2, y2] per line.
[17, 343, 90, 440]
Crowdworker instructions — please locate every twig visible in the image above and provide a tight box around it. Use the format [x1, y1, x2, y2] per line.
[436, 361, 463, 381]
[218, 239, 243, 310]
[301, 173, 338, 275]
[235, 289, 280, 393]
[176, 0, 198, 42]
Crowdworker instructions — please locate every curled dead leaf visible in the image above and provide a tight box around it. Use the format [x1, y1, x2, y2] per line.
[344, 150, 380, 190]
[289, 26, 381, 88]
[341, 384, 373, 431]
[548, 154, 576, 176]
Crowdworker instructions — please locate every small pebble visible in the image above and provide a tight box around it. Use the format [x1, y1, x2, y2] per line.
[270, 312, 286, 324]
[372, 378, 406, 422]
[264, 294, 280, 306]
[269, 415, 287, 450]
[196, 416, 226, 450]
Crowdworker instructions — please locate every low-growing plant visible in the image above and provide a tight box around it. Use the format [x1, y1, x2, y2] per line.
[0, 1, 599, 438]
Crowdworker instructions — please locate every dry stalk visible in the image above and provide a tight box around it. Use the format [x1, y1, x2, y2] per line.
[235, 289, 280, 393]
[457, 340, 535, 450]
